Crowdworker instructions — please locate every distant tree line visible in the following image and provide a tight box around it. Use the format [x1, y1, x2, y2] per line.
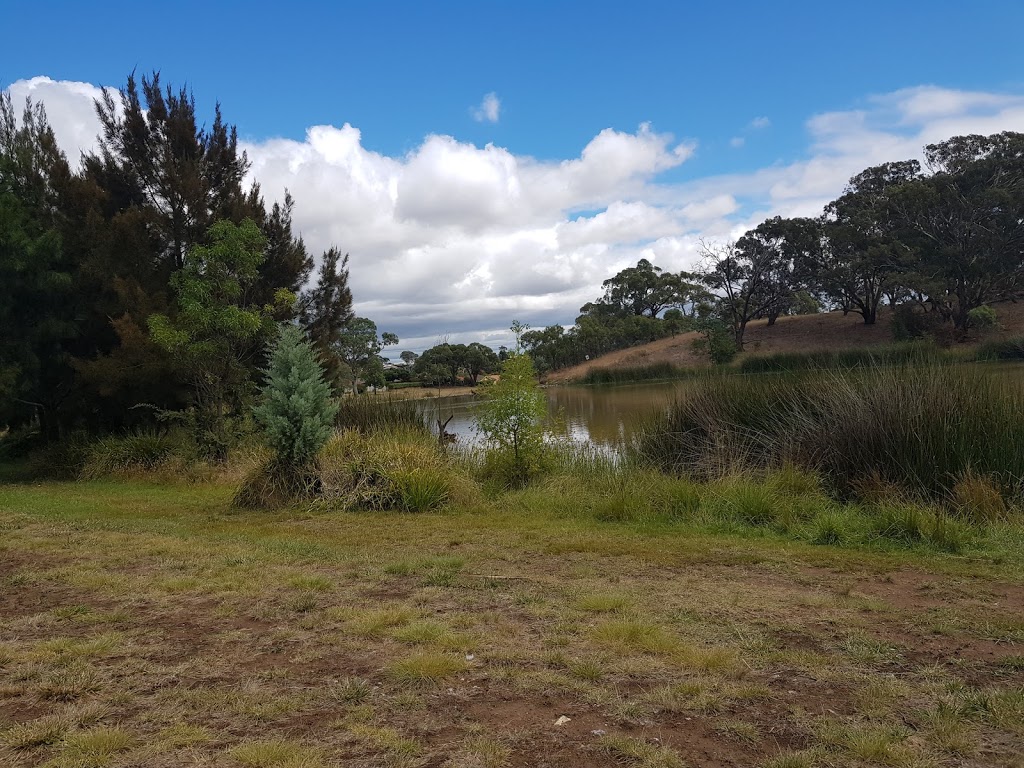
[0, 73, 389, 453]
[522, 131, 1024, 370]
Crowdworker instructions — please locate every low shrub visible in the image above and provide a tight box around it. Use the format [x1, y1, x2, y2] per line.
[319, 429, 477, 512]
[236, 428, 475, 511]
[967, 305, 999, 331]
[79, 429, 185, 480]
[891, 304, 947, 342]
[26, 432, 94, 479]
[0, 426, 41, 461]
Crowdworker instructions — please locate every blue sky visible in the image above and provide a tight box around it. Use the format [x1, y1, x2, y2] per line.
[4, 1, 1024, 349]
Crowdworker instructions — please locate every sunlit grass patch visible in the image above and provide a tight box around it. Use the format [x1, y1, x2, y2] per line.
[155, 722, 214, 748]
[567, 658, 604, 682]
[920, 703, 974, 755]
[591, 618, 679, 656]
[445, 733, 510, 768]
[2, 714, 70, 749]
[231, 739, 325, 767]
[597, 733, 685, 768]
[840, 631, 902, 666]
[385, 652, 470, 686]
[817, 720, 916, 767]
[391, 620, 467, 649]
[575, 592, 630, 613]
[347, 723, 422, 761]
[350, 606, 416, 637]
[762, 750, 818, 768]
[962, 686, 1024, 735]
[287, 574, 334, 592]
[52, 726, 134, 767]
[646, 680, 727, 715]
[31, 633, 122, 662]
[323, 677, 373, 705]
[36, 662, 101, 701]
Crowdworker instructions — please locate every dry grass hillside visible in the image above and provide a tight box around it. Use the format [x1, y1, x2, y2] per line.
[545, 303, 1024, 383]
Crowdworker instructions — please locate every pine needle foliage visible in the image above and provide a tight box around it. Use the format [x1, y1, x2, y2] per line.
[254, 325, 338, 468]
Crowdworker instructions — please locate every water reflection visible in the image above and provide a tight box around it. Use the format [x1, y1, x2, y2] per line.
[414, 382, 679, 451]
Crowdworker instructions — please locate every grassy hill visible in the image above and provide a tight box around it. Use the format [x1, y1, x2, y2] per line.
[545, 303, 1024, 383]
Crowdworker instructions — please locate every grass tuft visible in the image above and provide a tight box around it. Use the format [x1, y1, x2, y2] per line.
[385, 652, 470, 686]
[597, 733, 685, 768]
[231, 739, 325, 767]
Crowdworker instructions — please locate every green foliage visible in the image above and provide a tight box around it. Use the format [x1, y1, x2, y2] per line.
[691, 310, 737, 364]
[254, 325, 338, 468]
[334, 317, 398, 394]
[148, 219, 280, 460]
[299, 248, 353, 390]
[475, 353, 548, 487]
[967, 305, 999, 331]
[413, 342, 499, 386]
[0, 100, 76, 437]
[791, 290, 821, 315]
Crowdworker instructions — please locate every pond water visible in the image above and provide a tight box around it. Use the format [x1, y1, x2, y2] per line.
[414, 381, 679, 451]
[412, 361, 1024, 452]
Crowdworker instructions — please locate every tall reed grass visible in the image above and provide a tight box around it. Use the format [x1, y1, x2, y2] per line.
[976, 336, 1024, 362]
[737, 341, 944, 375]
[581, 362, 687, 385]
[632, 364, 1024, 506]
[335, 395, 426, 433]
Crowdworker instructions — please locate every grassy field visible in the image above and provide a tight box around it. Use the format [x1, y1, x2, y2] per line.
[1, 469, 1022, 767]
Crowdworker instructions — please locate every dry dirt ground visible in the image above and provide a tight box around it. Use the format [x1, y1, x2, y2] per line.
[0, 481, 1021, 767]
[545, 304, 1024, 383]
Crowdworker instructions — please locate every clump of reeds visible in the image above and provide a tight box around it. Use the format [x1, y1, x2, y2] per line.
[633, 364, 1024, 508]
[737, 341, 943, 375]
[335, 395, 426, 433]
[975, 336, 1024, 362]
[581, 362, 686, 385]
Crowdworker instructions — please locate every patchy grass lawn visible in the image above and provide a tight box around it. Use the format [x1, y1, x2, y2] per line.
[0, 479, 1022, 767]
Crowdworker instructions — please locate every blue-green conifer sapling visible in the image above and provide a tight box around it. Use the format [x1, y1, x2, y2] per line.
[254, 324, 338, 468]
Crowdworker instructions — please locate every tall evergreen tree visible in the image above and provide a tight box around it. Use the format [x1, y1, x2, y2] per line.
[0, 95, 78, 438]
[299, 248, 354, 388]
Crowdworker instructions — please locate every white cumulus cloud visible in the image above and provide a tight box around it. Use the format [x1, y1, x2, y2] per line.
[471, 92, 501, 123]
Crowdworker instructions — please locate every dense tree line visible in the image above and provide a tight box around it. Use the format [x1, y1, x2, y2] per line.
[523, 131, 1024, 369]
[0, 74, 380, 450]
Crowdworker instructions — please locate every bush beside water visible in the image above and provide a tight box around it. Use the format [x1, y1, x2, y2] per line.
[633, 364, 1024, 507]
